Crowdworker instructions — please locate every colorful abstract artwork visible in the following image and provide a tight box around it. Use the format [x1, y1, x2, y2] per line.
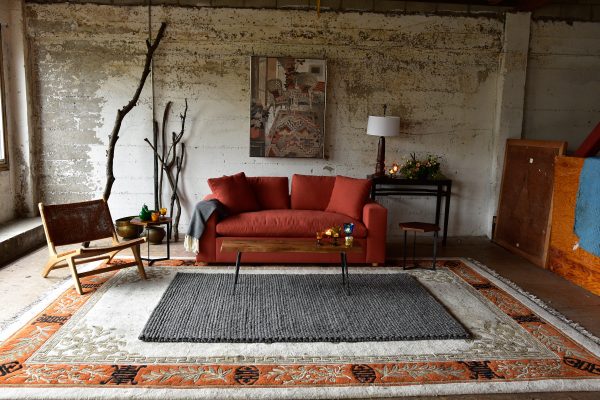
[250, 57, 326, 158]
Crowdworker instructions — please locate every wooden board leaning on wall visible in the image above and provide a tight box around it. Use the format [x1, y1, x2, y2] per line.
[494, 139, 567, 268]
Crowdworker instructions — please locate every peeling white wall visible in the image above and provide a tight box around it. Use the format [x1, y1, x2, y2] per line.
[26, 4, 508, 239]
[523, 20, 600, 152]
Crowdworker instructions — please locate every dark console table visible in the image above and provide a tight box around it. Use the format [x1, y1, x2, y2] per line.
[368, 175, 452, 246]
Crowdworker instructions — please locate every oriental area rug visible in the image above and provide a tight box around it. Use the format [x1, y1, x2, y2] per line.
[1, 258, 599, 399]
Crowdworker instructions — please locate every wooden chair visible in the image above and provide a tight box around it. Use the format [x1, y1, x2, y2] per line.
[39, 199, 147, 295]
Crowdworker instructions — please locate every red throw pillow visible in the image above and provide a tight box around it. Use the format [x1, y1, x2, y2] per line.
[207, 172, 259, 214]
[247, 177, 290, 210]
[290, 174, 336, 210]
[325, 176, 372, 220]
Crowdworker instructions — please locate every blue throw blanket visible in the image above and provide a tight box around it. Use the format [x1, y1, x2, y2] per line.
[574, 157, 600, 257]
[184, 199, 228, 253]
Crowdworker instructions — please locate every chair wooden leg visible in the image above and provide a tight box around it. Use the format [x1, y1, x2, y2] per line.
[107, 250, 119, 263]
[67, 258, 84, 295]
[132, 245, 147, 280]
[41, 258, 59, 278]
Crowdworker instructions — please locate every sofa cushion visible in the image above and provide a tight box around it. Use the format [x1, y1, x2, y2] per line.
[207, 172, 259, 214]
[325, 176, 372, 220]
[216, 210, 367, 238]
[247, 176, 290, 210]
[290, 174, 336, 210]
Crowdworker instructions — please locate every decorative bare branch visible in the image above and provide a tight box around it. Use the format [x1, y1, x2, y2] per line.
[152, 119, 159, 210]
[103, 22, 167, 201]
[158, 101, 172, 208]
[145, 99, 188, 241]
[171, 144, 185, 241]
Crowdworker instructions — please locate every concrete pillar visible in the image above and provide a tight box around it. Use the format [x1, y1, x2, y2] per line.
[5, 0, 37, 217]
[487, 12, 531, 238]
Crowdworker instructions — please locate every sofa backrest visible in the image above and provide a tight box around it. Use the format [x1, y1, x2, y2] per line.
[290, 174, 336, 210]
[247, 176, 290, 209]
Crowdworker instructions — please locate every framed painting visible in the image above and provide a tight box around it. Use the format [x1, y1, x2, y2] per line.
[250, 56, 326, 158]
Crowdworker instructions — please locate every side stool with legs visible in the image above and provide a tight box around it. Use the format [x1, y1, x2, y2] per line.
[399, 222, 440, 270]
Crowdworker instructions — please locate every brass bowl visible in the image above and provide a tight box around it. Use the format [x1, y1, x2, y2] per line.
[146, 226, 166, 245]
[115, 216, 143, 240]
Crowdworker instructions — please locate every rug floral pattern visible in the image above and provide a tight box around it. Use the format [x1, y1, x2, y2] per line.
[1, 259, 599, 392]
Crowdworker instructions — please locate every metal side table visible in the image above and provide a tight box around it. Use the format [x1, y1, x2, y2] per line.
[130, 217, 172, 265]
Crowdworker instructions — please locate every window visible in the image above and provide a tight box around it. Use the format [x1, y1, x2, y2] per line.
[0, 25, 7, 170]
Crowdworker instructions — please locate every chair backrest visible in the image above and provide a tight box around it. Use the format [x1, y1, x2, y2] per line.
[39, 199, 116, 247]
[266, 79, 283, 96]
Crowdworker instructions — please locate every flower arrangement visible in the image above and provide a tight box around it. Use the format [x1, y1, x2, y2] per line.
[398, 153, 441, 180]
[317, 226, 343, 246]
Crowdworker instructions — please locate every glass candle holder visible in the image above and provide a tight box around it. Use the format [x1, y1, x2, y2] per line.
[332, 233, 339, 246]
[343, 223, 354, 236]
[345, 236, 354, 247]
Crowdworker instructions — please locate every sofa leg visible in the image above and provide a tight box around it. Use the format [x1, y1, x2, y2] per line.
[372, 263, 379, 267]
[195, 262, 209, 266]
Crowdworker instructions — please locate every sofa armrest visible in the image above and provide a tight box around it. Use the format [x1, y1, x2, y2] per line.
[195, 194, 218, 263]
[363, 201, 387, 264]
[195, 212, 217, 263]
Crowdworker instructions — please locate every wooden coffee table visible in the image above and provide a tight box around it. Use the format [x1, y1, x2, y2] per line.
[220, 238, 362, 293]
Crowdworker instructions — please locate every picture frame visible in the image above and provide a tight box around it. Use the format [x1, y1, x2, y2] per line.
[249, 56, 327, 158]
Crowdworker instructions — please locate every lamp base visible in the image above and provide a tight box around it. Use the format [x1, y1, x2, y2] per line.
[374, 136, 386, 177]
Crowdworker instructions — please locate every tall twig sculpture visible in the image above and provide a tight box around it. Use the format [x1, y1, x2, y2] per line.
[103, 22, 167, 201]
[145, 99, 187, 241]
[159, 101, 172, 208]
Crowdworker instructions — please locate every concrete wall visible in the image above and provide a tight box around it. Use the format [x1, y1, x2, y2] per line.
[523, 20, 600, 152]
[25, 4, 505, 239]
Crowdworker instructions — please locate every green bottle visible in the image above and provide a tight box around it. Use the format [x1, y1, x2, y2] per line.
[139, 204, 151, 221]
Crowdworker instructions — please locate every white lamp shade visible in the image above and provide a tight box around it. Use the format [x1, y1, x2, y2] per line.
[366, 116, 400, 137]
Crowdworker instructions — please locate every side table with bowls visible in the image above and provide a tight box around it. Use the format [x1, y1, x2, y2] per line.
[130, 216, 172, 265]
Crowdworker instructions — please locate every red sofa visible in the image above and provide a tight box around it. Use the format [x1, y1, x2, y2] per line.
[195, 173, 387, 265]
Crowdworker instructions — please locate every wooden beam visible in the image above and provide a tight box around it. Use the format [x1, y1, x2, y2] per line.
[517, 0, 551, 11]
[574, 121, 600, 157]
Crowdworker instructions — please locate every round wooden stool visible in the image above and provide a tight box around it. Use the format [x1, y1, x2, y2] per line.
[399, 222, 440, 270]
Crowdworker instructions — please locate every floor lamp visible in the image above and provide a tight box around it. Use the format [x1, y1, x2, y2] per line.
[367, 115, 400, 177]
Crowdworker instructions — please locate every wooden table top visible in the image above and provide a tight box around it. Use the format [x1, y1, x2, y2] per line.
[220, 238, 362, 254]
[130, 216, 172, 226]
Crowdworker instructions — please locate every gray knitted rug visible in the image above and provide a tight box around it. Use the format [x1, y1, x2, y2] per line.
[139, 273, 470, 343]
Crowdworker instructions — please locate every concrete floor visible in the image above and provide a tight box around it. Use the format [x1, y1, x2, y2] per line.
[0, 236, 598, 399]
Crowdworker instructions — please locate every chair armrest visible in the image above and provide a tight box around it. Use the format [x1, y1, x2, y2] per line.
[79, 237, 146, 253]
[363, 201, 387, 264]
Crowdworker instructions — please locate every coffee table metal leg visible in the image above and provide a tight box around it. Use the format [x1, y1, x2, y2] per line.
[341, 252, 349, 294]
[340, 252, 346, 285]
[233, 251, 242, 291]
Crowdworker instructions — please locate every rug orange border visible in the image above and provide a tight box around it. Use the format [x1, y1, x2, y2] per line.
[1, 260, 599, 389]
